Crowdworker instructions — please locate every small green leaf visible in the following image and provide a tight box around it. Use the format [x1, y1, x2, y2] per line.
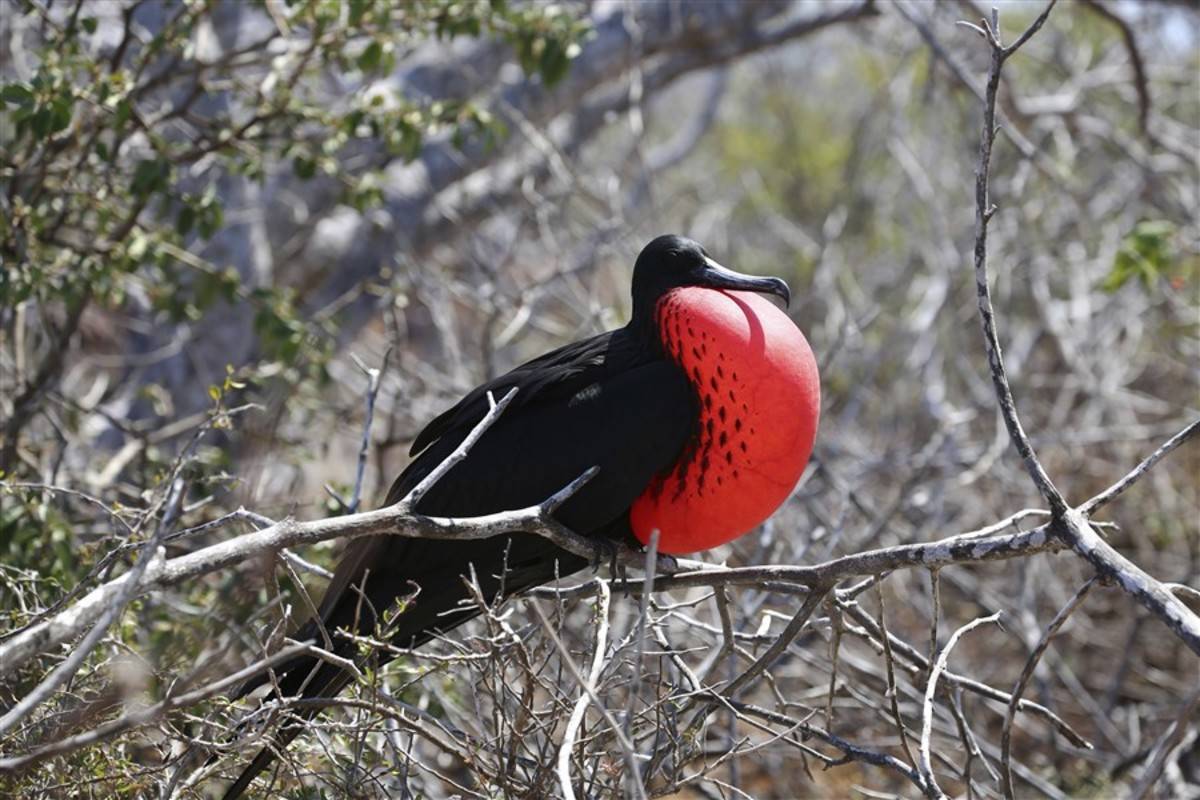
[175, 205, 196, 236]
[197, 197, 223, 238]
[0, 83, 33, 107]
[357, 40, 383, 73]
[1101, 220, 1177, 293]
[292, 155, 316, 179]
[540, 40, 569, 86]
[47, 95, 73, 133]
[131, 158, 169, 197]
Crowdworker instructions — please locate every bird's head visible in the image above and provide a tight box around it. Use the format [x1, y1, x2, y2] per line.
[630, 235, 790, 323]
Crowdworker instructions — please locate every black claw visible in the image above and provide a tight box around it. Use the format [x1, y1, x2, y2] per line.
[611, 547, 627, 595]
[591, 538, 615, 574]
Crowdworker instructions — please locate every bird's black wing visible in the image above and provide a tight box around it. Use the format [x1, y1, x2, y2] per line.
[223, 329, 695, 799]
[407, 328, 624, 458]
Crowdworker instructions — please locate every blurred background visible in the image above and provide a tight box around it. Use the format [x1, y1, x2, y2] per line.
[2, 1, 1198, 798]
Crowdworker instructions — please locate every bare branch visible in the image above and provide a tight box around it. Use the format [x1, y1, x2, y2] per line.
[1079, 0, 1152, 134]
[1127, 685, 1200, 800]
[919, 612, 1003, 800]
[1053, 508, 1200, 654]
[531, 581, 646, 800]
[0, 476, 184, 739]
[876, 579, 918, 770]
[400, 387, 518, 510]
[346, 347, 391, 514]
[1082, 418, 1200, 515]
[1000, 578, 1097, 800]
[0, 393, 605, 676]
[967, 0, 1068, 518]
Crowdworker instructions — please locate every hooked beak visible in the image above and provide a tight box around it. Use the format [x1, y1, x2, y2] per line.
[698, 257, 791, 308]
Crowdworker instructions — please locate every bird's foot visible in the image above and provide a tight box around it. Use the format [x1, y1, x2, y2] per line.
[589, 539, 631, 590]
[610, 545, 629, 588]
[590, 539, 617, 574]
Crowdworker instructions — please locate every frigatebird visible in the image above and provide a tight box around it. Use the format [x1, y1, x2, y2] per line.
[221, 234, 820, 797]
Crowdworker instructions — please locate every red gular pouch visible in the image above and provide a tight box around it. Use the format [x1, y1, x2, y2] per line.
[631, 288, 820, 555]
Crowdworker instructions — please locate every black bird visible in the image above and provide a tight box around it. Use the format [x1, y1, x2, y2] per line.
[222, 234, 820, 798]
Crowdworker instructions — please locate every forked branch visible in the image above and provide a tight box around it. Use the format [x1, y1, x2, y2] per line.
[963, 1, 1200, 656]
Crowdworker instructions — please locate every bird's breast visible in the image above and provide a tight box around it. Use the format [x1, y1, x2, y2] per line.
[630, 288, 820, 554]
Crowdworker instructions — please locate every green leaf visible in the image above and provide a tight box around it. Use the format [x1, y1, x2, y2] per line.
[80, 17, 97, 33]
[30, 108, 53, 137]
[348, 0, 370, 25]
[131, 158, 169, 197]
[540, 39, 569, 86]
[175, 205, 196, 236]
[47, 95, 74, 134]
[196, 270, 221, 309]
[357, 40, 383, 73]
[218, 268, 240, 303]
[292, 155, 316, 179]
[516, 35, 539, 77]
[1101, 220, 1177, 293]
[0, 83, 33, 107]
[198, 199, 223, 238]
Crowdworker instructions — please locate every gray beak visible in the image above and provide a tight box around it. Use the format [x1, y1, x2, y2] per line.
[698, 257, 791, 308]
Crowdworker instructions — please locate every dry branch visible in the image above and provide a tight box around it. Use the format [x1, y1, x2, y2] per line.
[1000, 577, 1097, 800]
[963, 1, 1200, 657]
[919, 612, 1002, 800]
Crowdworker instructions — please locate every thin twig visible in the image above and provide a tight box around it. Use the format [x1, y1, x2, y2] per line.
[722, 587, 829, 698]
[0, 475, 185, 739]
[1079, 0, 1152, 135]
[347, 347, 392, 514]
[1127, 685, 1200, 800]
[836, 594, 1091, 749]
[532, 581, 647, 800]
[555, 579, 613, 800]
[919, 612, 1003, 800]
[1081, 418, 1200, 515]
[0, 643, 319, 771]
[876, 578, 917, 769]
[401, 388, 518, 509]
[1000, 578, 1097, 800]
[622, 527, 658, 790]
[928, 568, 941, 664]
